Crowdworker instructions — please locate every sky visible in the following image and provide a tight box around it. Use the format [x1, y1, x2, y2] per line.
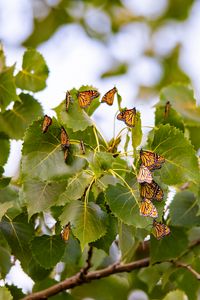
[0, 0, 200, 295]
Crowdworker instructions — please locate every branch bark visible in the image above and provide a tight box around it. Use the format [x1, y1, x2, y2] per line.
[22, 257, 150, 300]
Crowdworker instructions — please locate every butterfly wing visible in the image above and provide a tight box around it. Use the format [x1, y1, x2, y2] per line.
[61, 127, 70, 150]
[140, 150, 165, 171]
[140, 199, 158, 218]
[42, 115, 52, 133]
[101, 87, 117, 106]
[117, 107, 136, 128]
[153, 220, 170, 240]
[137, 165, 153, 184]
[78, 90, 100, 108]
[140, 181, 163, 201]
[61, 223, 70, 242]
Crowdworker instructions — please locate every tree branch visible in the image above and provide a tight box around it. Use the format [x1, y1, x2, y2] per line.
[172, 261, 200, 280]
[22, 257, 150, 300]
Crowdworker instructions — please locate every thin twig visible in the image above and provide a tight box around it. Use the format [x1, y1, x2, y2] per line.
[79, 245, 93, 279]
[171, 261, 200, 280]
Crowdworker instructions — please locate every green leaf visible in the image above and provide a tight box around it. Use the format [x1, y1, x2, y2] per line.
[0, 43, 6, 71]
[0, 168, 11, 189]
[0, 202, 13, 221]
[138, 265, 164, 293]
[21, 119, 86, 181]
[23, 3, 72, 48]
[61, 236, 82, 277]
[0, 66, 20, 111]
[101, 63, 128, 78]
[23, 179, 67, 218]
[105, 183, 153, 228]
[59, 200, 108, 249]
[0, 231, 11, 278]
[187, 125, 200, 151]
[150, 227, 188, 264]
[58, 171, 93, 205]
[163, 0, 195, 20]
[0, 93, 43, 140]
[54, 90, 93, 132]
[92, 215, 118, 253]
[30, 235, 66, 269]
[0, 213, 34, 269]
[174, 269, 199, 300]
[155, 104, 184, 132]
[25, 255, 52, 281]
[160, 84, 200, 126]
[72, 276, 129, 300]
[149, 124, 200, 185]
[0, 287, 12, 300]
[131, 111, 142, 149]
[0, 133, 10, 166]
[15, 49, 49, 92]
[118, 223, 137, 263]
[170, 191, 200, 228]
[163, 290, 188, 300]
[5, 285, 25, 300]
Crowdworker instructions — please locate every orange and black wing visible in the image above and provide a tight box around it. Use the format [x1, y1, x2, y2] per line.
[61, 126, 70, 150]
[152, 220, 170, 240]
[140, 199, 158, 218]
[42, 115, 52, 133]
[140, 181, 163, 201]
[117, 107, 136, 127]
[61, 222, 70, 242]
[140, 149, 165, 171]
[137, 165, 153, 184]
[101, 87, 117, 106]
[78, 90, 100, 108]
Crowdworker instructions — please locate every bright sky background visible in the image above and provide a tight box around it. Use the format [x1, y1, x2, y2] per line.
[0, 0, 200, 295]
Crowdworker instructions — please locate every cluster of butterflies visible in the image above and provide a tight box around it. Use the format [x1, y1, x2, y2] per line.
[66, 87, 137, 128]
[137, 149, 170, 240]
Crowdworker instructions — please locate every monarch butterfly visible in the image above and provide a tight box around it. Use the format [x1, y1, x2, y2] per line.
[65, 91, 71, 112]
[80, 140, 86, 154]
[137, 165, 153, 184]
[140, 181, 163, 201]
[152, 219, 170, 240]
[117, 107, 137, 127]
[140, 149, 165, 171]
[164, 101, 171, 119]
[61, 222, 70, 242]
[101, 87, 117, 106]
[42, 115, 52, 133]
[140, 198, 158, 218]
[78, 90, 100, 108]
[61, 126, 70, 150]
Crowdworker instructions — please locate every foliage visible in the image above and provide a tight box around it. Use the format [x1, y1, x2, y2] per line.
[0, 43, 200, 300]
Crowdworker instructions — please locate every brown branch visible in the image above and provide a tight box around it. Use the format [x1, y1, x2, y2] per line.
[21, 257, 150, 300]
[172, 261, 200, 280]
[22, 239, 200, 300]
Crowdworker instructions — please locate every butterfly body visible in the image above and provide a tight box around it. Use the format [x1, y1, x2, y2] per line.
[140, 149, 165, 171]
[152, 220, 170, 240]
[61, 222, 70, 242]
[78, 90, 100, 108]
[140, 181, 163, 201]
[137, 165, 153, 184]
[80, 140, 86, 154]
[101, 87, 117, 106]
[42, 115, 52, 133]
[65, 91, 71, 112]
[140, 198, 158, 218]
[164, 101, 171, 119]
[61, 126, 70, 150]
[117, 107, 136, 127]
